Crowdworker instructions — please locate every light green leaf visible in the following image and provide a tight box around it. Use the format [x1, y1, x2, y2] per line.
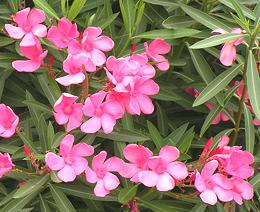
[247, 51, 260, 120]
[250, 173, 260, 189]
[180, 4, 230, 31]
[147, 121, 164, 149]
[164, 123, 189, 145]
[163, 16, 196, 29]
[67, 0, 87, 20]
[133, 29, 200, 39]
[13, 175, 50, 199]
[49, 184, 76, 212]
[244, 104, 255, 154]
[119, 0, 136, 36]
[22, 100, 52, 114]
[33, 0, 59, 19]
[191, 203, 207, 212]
[118, 184, 138, 204]
[193, 64, 242, 106]
[190, 33, 247, 49]
[143, 0, 178, 7]
[0, 36, 15, 47]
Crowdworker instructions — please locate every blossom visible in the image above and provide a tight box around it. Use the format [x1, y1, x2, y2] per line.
[12, 36, 47, 72]
[81, 91, 124, 134]
[209, 136, 254, 179]
[56, 54, 88, 86]
[47, 18, 79, 49]
[138, 146, 188, 191]
[195, 160, 234, 205]
[212, 28, 244, 66]
[119, 144, 153, 182]
[5, 7, 47, 46]
[0, 104, 19, 138]
[68, 27, 114, 71]
[0, 153, 14, 177]
[45, 134, 94, 182]
[144, 38, 171, 71]
[85, 151, 123, 197]
[53, 93, 83, 132]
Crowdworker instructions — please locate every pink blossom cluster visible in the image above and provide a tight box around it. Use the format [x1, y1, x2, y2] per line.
[194, 135, 254, 205]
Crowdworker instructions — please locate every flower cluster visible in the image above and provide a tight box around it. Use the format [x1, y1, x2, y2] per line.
[195, 135, 254, 205]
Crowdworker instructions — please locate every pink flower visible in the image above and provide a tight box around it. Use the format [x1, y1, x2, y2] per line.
[12, 36, 47, 72]
[195, 160, 234, 205]
[56, 54, 88, 86]
[144, 38, 171, 71]
[53, 93, 83, 132]
[45, 134, 94, 182]
[47, 18, 79, 49]
[5, 8, 47, 46]
[212, 28, 244, 66]
[229, 177, 254, 205]
[0, 153, 14, 177]
[81, 91, 124, 134]
[0, 104, 19, 138]
[119, 144, 153, 182]
[138, 146, 188, 191]
[68, 27, 114, 71]
[85, 151, 123, 197]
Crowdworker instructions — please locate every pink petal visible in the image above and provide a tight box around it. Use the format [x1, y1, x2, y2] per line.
[102, 101, 124, 119]
[56, 73, 86, 86]
[149, 38, 171, 55]
[45, 152, 65, 171]
[53, 112, 69, 125]
[211, 173, 233, 190]
[212, 28, 226, 35]
[119, 163, 139, 179]
[211, 113, 221, 125]
[93, 36, 114, 51]
[138, 79, 160, 95]
[28, 8, 46, 25]
[68, 39, 82, 54]
[82, 98, 95, 117]
[156, 173, 175, 191]
[155, 54, 170, 71]
[101, 114, 116, 134]
[20, 33, 37, 47]
[80, 117, 102, 134]
[85, 167, 98, 183]
[103, 172, 120, 190]
[66, 111, 83, 131]
[201, 160, 218, 178]
[12, 59, 41, 72]
[194, 172, 206, 192]
[47, 26, 67, 48]
[90, 91, 107, 107]
[104, 156, 123, 172]
[200, 189, 218, 205]
[127, 97, 141, 115]
[14, 8, 30, 27]
[60, 134, 74, 158]
[90, 49, 106, 66]
[94, 180, 110, 197]
[159, 146, 180, 163]
[167, 162, 188, 180]
[84, 57, 96, 72]
[236, 179, 254, 200]
[213, 186, 233, 202]
[138, 171, 158, 187]
[71, 157, 88, 175]
[57, 165, 76, 182]
[4, 24, 25, 39]
[253, 117, 260, 126]
[92, 151, 107, 171]
[72, 143, 94, 157]
[83, 27, 102, 40]
[123, 144, 152, 164]
[32, 24, 47, 37]
[217, 135, 230, 148]
[137, 94, 154, 115]
[147, 157, 162, 170]
[219, 43, 236, 66]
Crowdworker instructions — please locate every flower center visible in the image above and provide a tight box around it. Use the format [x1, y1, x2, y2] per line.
[65, 156, 74, 165]
[23, 25, 32, 32]
[63, 106, 73, 115]
[95, 108, 103, 116]
[96, 168, 106, 178]
[84, 42, 93, 52]
[155, 164, 166, 174]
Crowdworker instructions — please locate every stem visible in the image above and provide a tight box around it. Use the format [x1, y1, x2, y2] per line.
[230, 25, 260, 146]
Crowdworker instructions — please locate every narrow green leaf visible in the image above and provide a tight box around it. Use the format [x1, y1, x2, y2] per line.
[247, 51, 260, 120]
[180, 4, 230, 31]
[250, 173, 260, 189]
[177, 127, 194, 153]
[143, 0, 178, 7]
[38, 114, 48, 151]
[193, 64, 242, 106]
[17, 131, 38, 154]
[22, 100, 52, 114]
[33, 0, 59, 19]
[0, 36, 15, 47]
[13, 175, 50, 199]
[163, 16, 196, 29]
[61, 0, 67, 16]
[164, 123, 189, 145]
[39, 194, 51, 212]
[49, 184, 76, 212]
[230, 0, 246, 21]
[147, 121, 164, 149]
[133, 29, 200, 39]
[67, 0, 87, 20]
[119, 0, 136, 36]
[118, 184, 138, 204]
[190, 33, 247, 49]
[244, 104, 255, 154]
[100, 13, 120, 30]
[191, 203, 207, 212]
[47, 122, 55, 149]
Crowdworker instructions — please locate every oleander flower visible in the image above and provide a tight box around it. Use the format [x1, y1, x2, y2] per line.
[0, 153, 14, 177]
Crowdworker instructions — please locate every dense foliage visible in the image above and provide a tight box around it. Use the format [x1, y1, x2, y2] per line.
[0, 0, 259, 211]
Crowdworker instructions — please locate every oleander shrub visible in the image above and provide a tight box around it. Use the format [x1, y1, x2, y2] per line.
[0, 0, 259, 211]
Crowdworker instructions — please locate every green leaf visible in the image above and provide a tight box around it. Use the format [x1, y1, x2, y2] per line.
[118, 184, 138, 204]
[180, 4, 230, 31]
[67, 0, 87, 20]
[230, 0, 246, 21]
[13, 175, 50, 199]
[39, 194, 51, 212]
[250, 173, 260, 189]
[193, 64, 242, 106]
[22, 100, 52, 114]
[177, 127, 194, 153]
[0, 36, 15, 47]
[164, 123, 189, 145]
[38, 114, 48, 151]
[163, 16, 196, 29]
[56, 184, 117, 201]
[17, 131, 38, 154]
[143, 0, 178, 7]
[100, 13, 120, 30]
[47, 122, 55, 149]
[119, 0, 136, 36]
[191, 203, 207, 212]
[33, 0, 59, 19]
[61, 0, 67, 16]
[190, 33, 247, 49]
[49, 184, 76, 212]
[244, 104, 255, 154]
[133, 29, 200, 39]
[247, 51, 260, 120]
[147, 121, 164, 149]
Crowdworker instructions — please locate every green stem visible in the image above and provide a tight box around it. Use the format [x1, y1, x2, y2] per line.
[230, 25, 260, 146]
